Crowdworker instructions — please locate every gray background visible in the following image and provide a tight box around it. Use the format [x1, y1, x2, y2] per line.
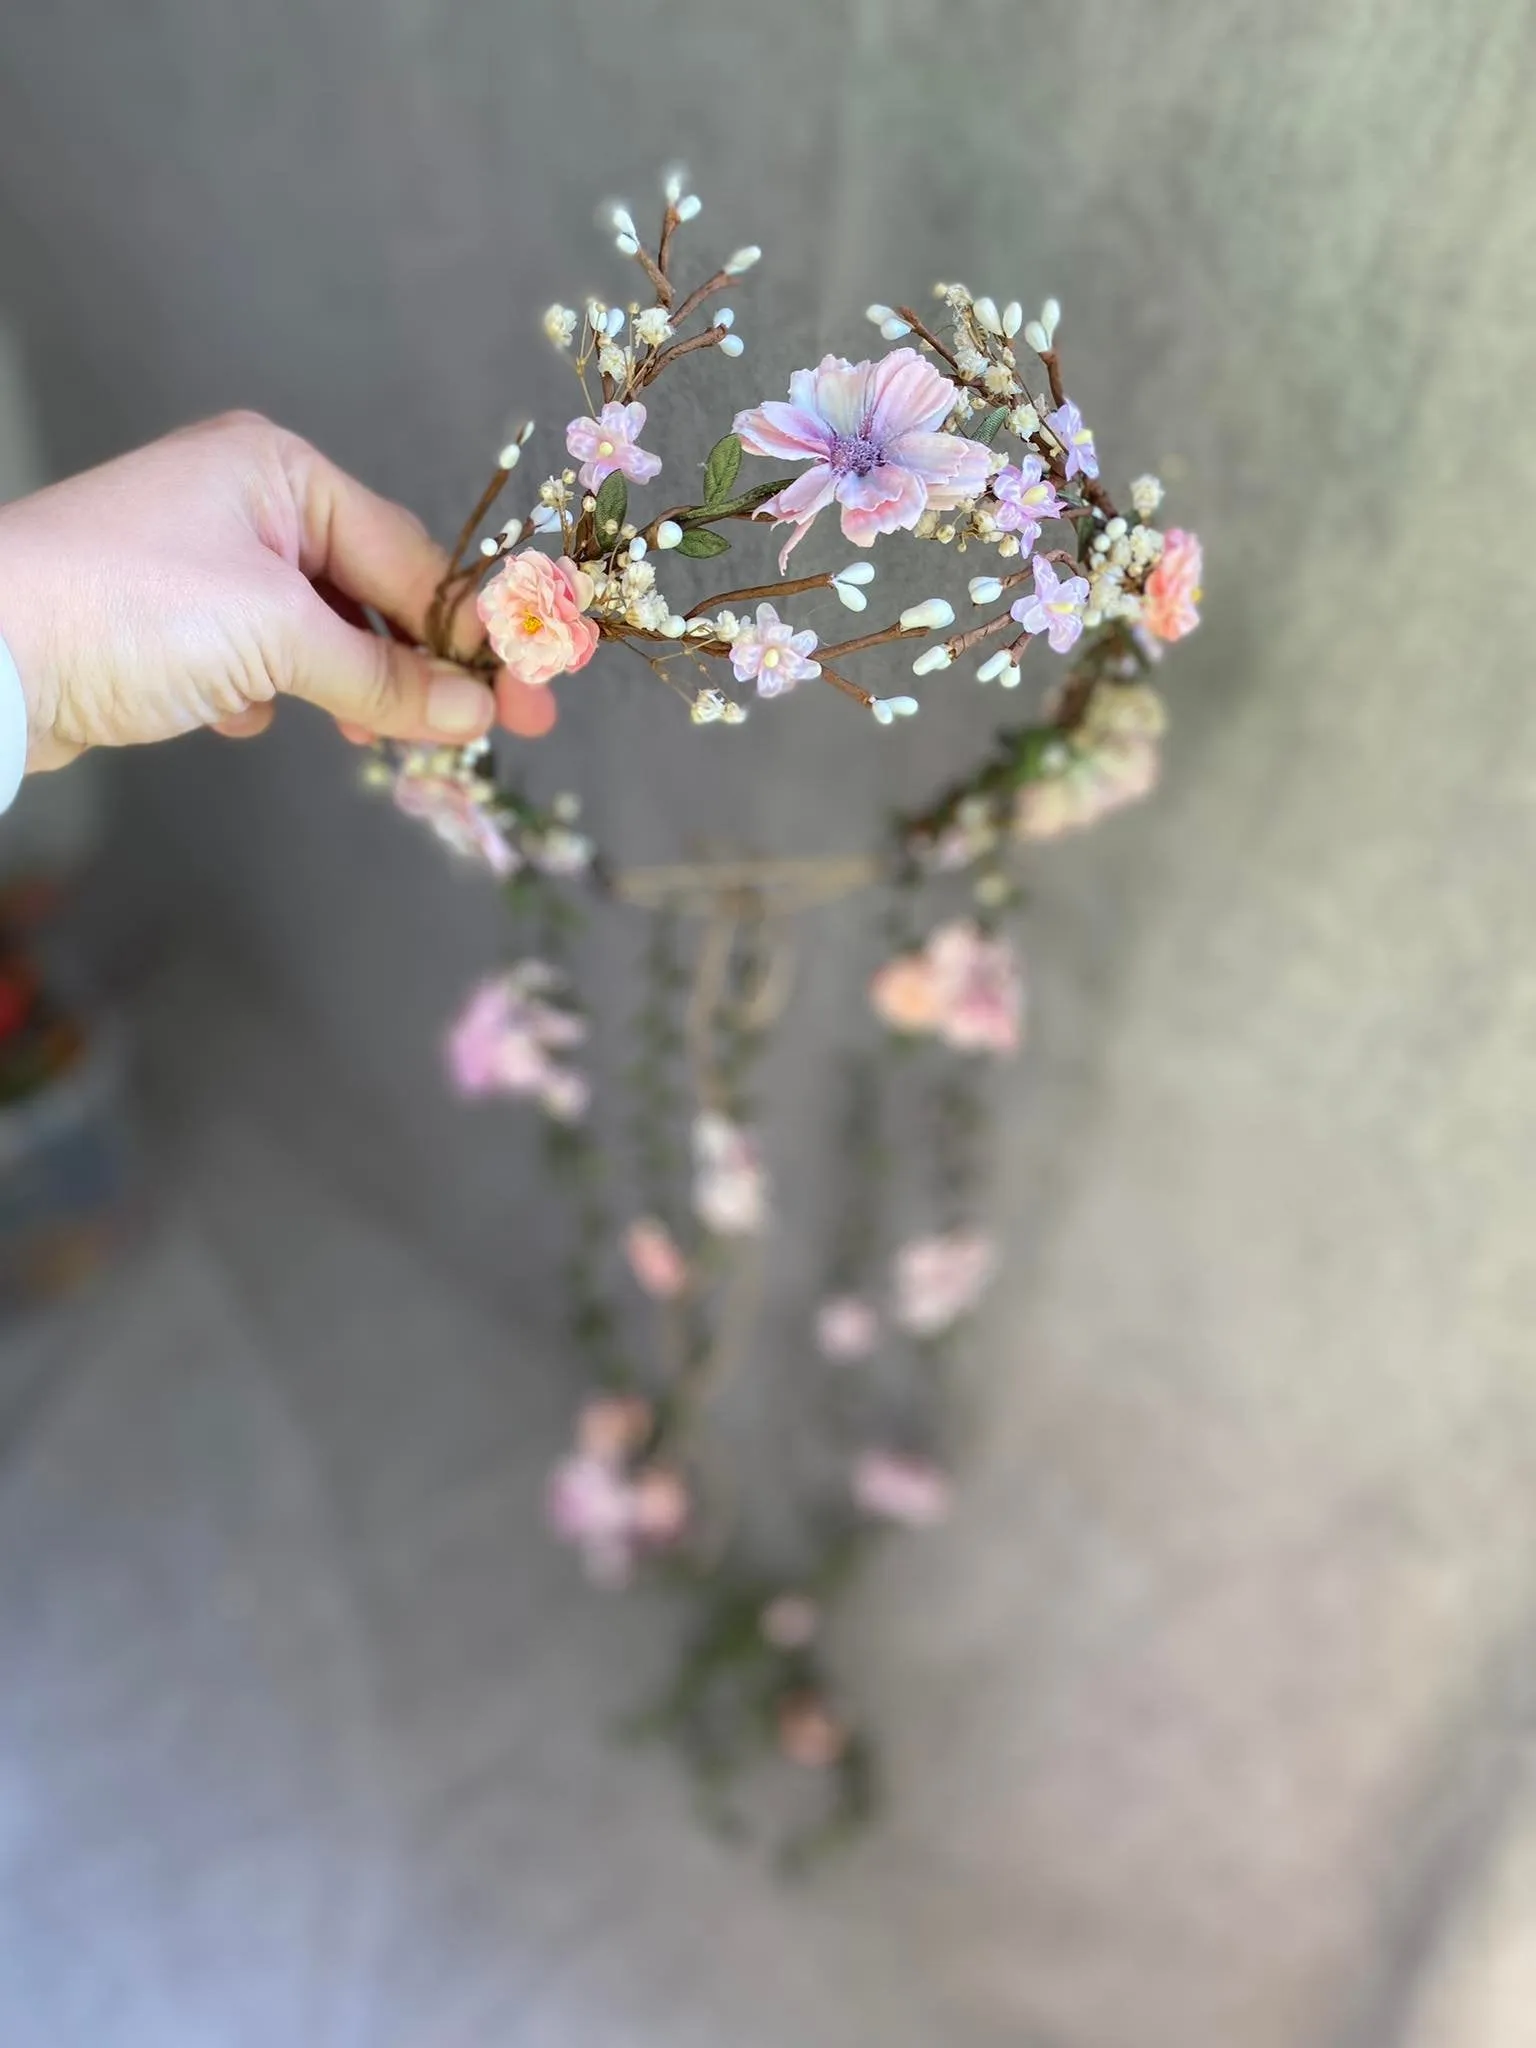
[2, 2, 1536, 2042]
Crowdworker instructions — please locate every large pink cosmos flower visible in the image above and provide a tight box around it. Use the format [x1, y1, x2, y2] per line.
[734, 349, 992, 568]
[477, 552, 601, 688]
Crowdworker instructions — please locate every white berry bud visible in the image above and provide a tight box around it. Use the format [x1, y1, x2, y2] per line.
[1023, 320, 1049, 354]
[832, 581, 867, 611]
[900, 598, 956, 633]
[660, 614, 688, 639]
[871, 699, 895, 725]
[911, 645, 953, 675]
[835, 561, 876, 586]
[976, 649, 1012, 682]
[664, 167, 686, 205]
[715, 307, 735, 329]
[497, 442, 522, 471]
[478, 537, 499, 558]
[968, 576, 1004, 605]
[724, 246, 761, 275]
[997, 658, 1022, 689]
[1002, 301, 1023, 337]
[675, 194, 701, 222]
[880, 316, 912, 340]
[972, 296, 1002, 335]
[628, 536, 648, 563]
[615, 233, 639, 256]
[656, 520, 683, 550]
[886, 696, 920, 717]
[718, 333, 744, 357]
[1041, 297, 1061, 342]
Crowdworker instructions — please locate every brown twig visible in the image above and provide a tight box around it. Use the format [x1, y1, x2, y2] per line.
[683, 572, 832, 621]
[896, 307, 961, 373]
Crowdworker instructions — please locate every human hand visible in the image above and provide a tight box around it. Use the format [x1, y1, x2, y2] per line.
[0, 410, 553, 774]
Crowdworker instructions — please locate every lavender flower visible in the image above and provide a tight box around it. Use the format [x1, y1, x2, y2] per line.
[1011, 555, 1091, 656]
[990, 452, 1065, 552]
[728, 603, 821, 697]
[1044, 398, 1098, 481]
[565, 401, 663, 492]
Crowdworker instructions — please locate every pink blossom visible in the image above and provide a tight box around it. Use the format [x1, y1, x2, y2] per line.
[1044, 398, 1098, 481]
[777, 1693, 848, 1768]
[1142, 528, 1203, 641]
[576, 1395, 653, 1464]
[628, 1466, 690, 1543]
[869, 922, 1023, 1058]
[1011, 554, 1090, 656]
[1013, 685, 1164, 840]
[445, 964, 588, 1121]
[392, 772, 518, 876]
[546, 1453, 639, 1586]
[624, 1218, 690, 1300]
[692, 1111, 768, 1236]
[564, 400, 663, 492]
[852, 1449, 952, 1528]
[734, 349, 992, 568]
[477, 552, 601, 688]
[927, 922, 1024, 1056]
[990, 453, 1064, 551]
[728, 603, 821, 697]
[815, 1296, 880, 1362]
[892, 1230, 996, 1337]
[761, 1593, 820, 1650]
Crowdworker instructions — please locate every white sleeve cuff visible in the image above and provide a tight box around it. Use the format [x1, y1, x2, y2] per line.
[0, 629, 27, 812]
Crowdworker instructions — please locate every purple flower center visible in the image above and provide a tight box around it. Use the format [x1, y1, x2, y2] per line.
[828, 430, 883, 477]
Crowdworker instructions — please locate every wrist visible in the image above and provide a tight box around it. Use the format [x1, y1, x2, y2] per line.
[0, 626, 25, 811]
[0, 503, 72, 777]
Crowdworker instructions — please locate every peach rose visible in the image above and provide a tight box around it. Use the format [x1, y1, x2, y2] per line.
[1142, 527, 1202, 642]
[477, 551, 601, 686]
[868, 951, 943, 1035]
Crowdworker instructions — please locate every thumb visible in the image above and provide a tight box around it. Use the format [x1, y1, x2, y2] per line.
[281, 591, 495, 743]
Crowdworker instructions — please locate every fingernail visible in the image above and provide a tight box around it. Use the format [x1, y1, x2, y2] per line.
[426, 663, 493, 736]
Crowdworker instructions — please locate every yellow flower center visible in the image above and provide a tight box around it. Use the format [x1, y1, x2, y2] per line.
[763, 648, 780, 666]
[523, 614, 545, 635]
[597, 439, 615, 457]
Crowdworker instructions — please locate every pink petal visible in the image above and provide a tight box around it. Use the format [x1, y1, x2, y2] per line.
[867, 349, 957, 439]
[734, 401, 832, 461]
[800, 355, 873, 436]
[887, 431, 991, 504]
[836, 465, 926, 543]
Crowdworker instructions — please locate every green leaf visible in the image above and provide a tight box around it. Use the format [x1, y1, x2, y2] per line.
[703, 432, 743, 504]
[974, 405, 1009, 445]
[593, 471, 628, 540]
[675, 527, 731, 558]
[678, 477, 793, 525]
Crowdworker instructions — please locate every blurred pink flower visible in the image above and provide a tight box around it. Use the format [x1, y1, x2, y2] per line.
[624, 1218, 690, 1299]
[852, 1449, 952, 1527]
[761, 1593, 821, 1650]
[546, 1453, 638, 1586]
[1013, 684, 1165, 841]
[445, 964, 588, 1121]
[815, 1296, 880, 1362]
[870, 922, 1023, 1058]
[576, 1395, 653, 1465]
[565, 400, 663, 492]
[628, 1466, 690, 1543]
[777, 1693, 848, 1768]
[478, 552, 600, 688]
[990, 453, 1064, 551]
[728, 603, 821, 697]
[392, 772, 518, 876]
[692, 1111, 768, 1236]
[1142, 528, 1203, 641]
[893, 1230, 996, 1337]
[734, 349, 991, 567]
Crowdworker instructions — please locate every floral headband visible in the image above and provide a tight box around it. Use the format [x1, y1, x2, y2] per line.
[368, 166, 1203, 1868]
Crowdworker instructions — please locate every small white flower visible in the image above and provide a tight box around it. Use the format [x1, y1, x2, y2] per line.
[721, 700, 749, 725]
[691, 689, 726, 724]
[1002, 300, 1023, 337]
[634, 307, 673, 348]
[676, 193, 702, 222]
[655, 520, 683, 550]
[911, 645, 953, 675]
[983, 364, 1016, 396]
[971, 295, 1003, 335]
[1130, 473, 1164, 519]
[1104, 516, 1127, 541]
[900, 598, 955, 632]
[955, 345, 989, 379]
[969, 576, 1004, 605]
[724, 245, 761, 275]
[543, 304, 577, 347]
[597, 344, 628, 381]
[715, 610, 742, 640]
[1008, 403, 1040, 437]
[976, 649, 1012, 682]
[718, 333, 744, 357]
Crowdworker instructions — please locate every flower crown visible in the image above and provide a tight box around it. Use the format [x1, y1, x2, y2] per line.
[369, 167, 1203, 1868]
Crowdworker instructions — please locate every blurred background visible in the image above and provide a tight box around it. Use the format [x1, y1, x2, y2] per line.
[2, 2, 1535, 2042]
